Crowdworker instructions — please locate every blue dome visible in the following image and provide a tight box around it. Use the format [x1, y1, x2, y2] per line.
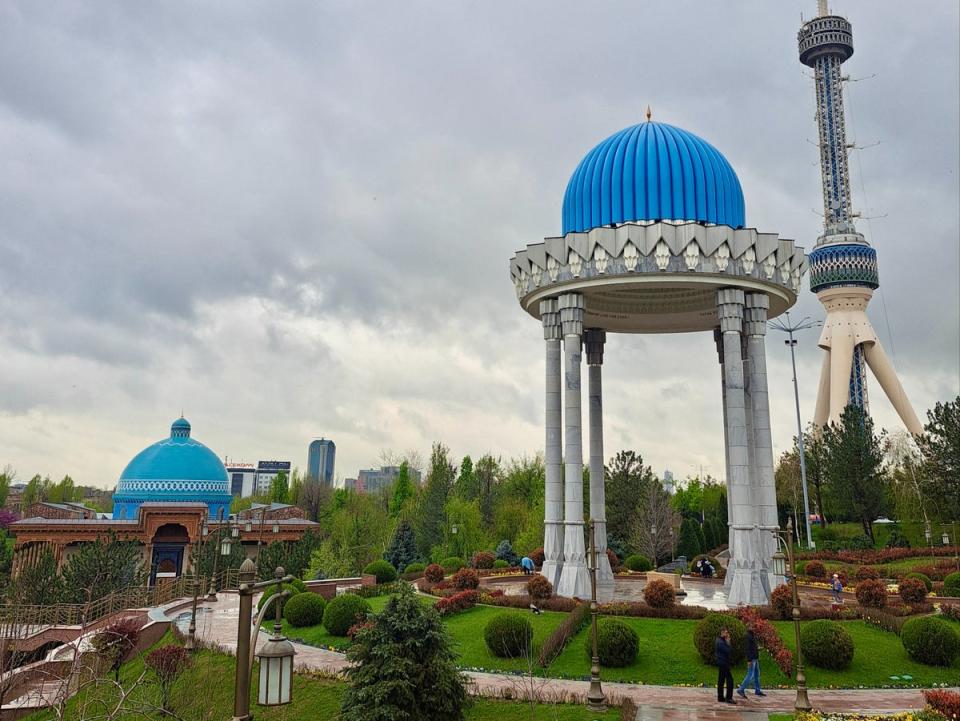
[112, 418, 231, 520]
[561, 121, 745, 235]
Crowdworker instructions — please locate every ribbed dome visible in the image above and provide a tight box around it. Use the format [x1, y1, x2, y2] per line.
[561, 121, 745, 235]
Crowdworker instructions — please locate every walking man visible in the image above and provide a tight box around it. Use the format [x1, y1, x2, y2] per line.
[737, 625, 766, 698]
[716, 627, 735, 705]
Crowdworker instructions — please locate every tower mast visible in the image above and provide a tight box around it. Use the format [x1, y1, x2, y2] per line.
[798, 3, 922, 434]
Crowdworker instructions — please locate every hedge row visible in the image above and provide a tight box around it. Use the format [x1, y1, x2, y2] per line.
[537, 602, 591, 667]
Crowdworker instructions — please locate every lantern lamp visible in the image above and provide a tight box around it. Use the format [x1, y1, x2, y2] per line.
[220, 537, 232, 556]
[256, 634, 294, 706]
[772, 548, 787, 579]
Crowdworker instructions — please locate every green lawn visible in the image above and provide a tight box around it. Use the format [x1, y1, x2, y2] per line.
[281, 593, 426, 650]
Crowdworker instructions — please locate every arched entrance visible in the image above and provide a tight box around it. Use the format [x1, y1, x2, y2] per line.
[150, 523, 189, 585]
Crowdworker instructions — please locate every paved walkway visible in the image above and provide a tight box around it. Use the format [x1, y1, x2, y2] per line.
[172, 594, 933, 715]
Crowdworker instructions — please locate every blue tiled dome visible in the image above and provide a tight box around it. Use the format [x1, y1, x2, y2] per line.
[112, 418, 231, 520]
[561, 121, 745, 235]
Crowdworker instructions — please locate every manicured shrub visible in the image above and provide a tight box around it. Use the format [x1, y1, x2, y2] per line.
[585, 619, 638, 667]
[495, 540, 518, 567]
[905, 572, 933, 592]
[529, 548, 545, 566]
[493, 559, 509, 569]
[800, 620, 854, 670]
[854, 578, 887, 609]
[606, 548, 621, 572]
[527, 575, 553, 600]
[471, 551, 495, 569]
[404, 562, 426, 575]
[363, 560, 398, 584]
[290, 578, 308, 593]
[901, 617, 960, 666]
[434, 589, 478, 616]
[323, 594, 371, 637]
[689, 555, 725, 579]
[925, 689, 960, 719]
[770, 584, 794, 620]
[451, 567, 480, 590]
[538, 603, 590, 667]
[735, 606, 793, 676]
[643, 579, 675, 608]
[899, 577, 928, 604]
[855, 565, 880, 582]
[693, 613, 745, 666]
[794, 560, 807, 575]
[625, 555, 652, 572]
[804, 560, 826, 578]
[484, 613, 533, 658]
[424, 563, 445, 583]
[440, 557, 465, 573]
[943, 572, 960, 597]
[257, 583, 301, 614]
[283, 592, 326, 628]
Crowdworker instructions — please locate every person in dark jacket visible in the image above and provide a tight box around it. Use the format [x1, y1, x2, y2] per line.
[737, 626, 766, 698]
[715, 627, 735, 704]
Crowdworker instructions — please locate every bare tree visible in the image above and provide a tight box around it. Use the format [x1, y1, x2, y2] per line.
[630, 481, 680, 564]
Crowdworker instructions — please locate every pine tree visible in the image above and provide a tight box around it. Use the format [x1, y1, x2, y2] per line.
[604, 450, 655, 551]
[918, 396, 960, 520]
[454, 456, 476, 501]
[59, 533, 144, 602]
[390, 462, 415, 517]
[269, 470, 289, 504]
[384, 521, 419, 572]
[16, 548, 63, 605]
[415, 443, 456, 558]
[676, 517, 702, 560]
[695, 521, 707, 554]
[340, 585, 468, 721]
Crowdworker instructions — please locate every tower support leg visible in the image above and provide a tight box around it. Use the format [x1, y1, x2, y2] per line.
[862, 341, 923, 435]
[541, 300, 564, 588]
[586, 329, 614, 601]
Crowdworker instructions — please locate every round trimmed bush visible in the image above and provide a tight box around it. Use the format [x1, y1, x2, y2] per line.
[855, 578, 887, 609]
[362, 560, 398, 584]
[451, 567, 480, 590]
[529, 548, 545, 566]
[690, 554, 726, 579]
[899, 577, 929, 604]
[290, 578, 308, 593]
[257, 583, 301, 614]
[800, 620, 854, 670]
[404, 562, 426, 576]
[483, 613, 533, 658]
[471, 551, 495, 569]
[805, 560, 826, 578]
[906, 572, 933, 592]
[493, 559, 509, 569]
[283, 592, 326, 628]
[855, 565, 880, 582]
[770, 584, 793, 620]
[643, 579, 675, 608]
[943, 572, 960, 597]
[901, 617, 959, 666]
[606, 548, 621, 572]
[441, 557, 465, 573]
[694, 613, 746, 666]
[424, 564, 445, 583]
[322, 594, 371, 637]
[526, 574, 553, 600]
[794, 560, 808, 575]
[625, 554, 653, 572]
[585, 619, 638, 667]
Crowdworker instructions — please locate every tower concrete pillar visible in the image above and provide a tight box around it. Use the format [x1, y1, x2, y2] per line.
[745, 292, 779, 596]
[585, 328, 615, 601]
[540, 299, 564, 588]
[556, 293, 591, 599]
[718, 288, 767, 606]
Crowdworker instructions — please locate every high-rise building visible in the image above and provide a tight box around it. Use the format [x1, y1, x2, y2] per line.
[307, 439, 336, 486]
[799, 1, 921, 434]
[356, 465, 420, 494]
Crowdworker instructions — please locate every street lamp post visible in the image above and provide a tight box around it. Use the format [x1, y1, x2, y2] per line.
[585, 519, 606, 712]
[771, 517, 811, 712]
[207, 508, 233, 601]
[769, 313, 820, 550]
[186, 533, 202, 651]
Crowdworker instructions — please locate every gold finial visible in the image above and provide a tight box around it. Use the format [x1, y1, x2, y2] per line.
[645, 105, 652, 122]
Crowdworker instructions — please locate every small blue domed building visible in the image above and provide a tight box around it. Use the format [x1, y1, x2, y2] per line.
[112, 418, 232, 521]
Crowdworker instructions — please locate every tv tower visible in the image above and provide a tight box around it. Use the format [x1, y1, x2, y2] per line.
[798, 0, 922, 435]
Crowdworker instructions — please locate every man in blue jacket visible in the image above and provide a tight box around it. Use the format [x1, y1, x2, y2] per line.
[715, 627, 735, 704]
[737, 625, 766, 698]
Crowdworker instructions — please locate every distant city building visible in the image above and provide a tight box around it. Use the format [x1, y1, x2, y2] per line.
[224, 460, 292, 498]
[662, 469, 675, 495]
[356, 465, 420, 494]
[307, 439, 336, 486]
[343, 478, 360, 492]
[254, 461, 292, 496]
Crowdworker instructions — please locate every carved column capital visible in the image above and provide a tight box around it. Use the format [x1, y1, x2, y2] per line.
[717, 288, 745, 334]
[744, 292, 769, 337]
[584, 328, 606, 366]
[540, 298, 561, 341]
[558, 293, 585, 338]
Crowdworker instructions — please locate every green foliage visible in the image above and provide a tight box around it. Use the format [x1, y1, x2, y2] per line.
[604, 451, 655, 552]
[901, 617, 959, 666]
[10, 547, 61, 604]
[323, 594, 371, 636]
[801, 620, 855, 670]
[440, 557, 465, 573]
[389, 462, 415, 517]
[944, 572, 960, 597]
[624, 555, 652, 572]
[493, 559, 508, 569]
[145, 644, 191, 713]
[676, 518, 702, 560]
[313, 492, 392, 577]
[693, 613, 745, 666]
[46, 475, 82, 503]
[59, 533, 143, 603]
[340, 586, 469, 721]
[586, 619, 639, 667]
[257, 583, 302, 614]
[362, 560, 398, 584]
[484, 613, 533, 658]
[415, 443, 457, 559]
[917, 396, 960, 522]
[442, 497, 487, 561]
[906, 572, 933, 592]
[256, 533, 324, 582]
[193, 531, 248, 582]
[0, 468, 10, 507]
[403, 562, 426, 575]
[494, 539, 517, 566]
[454, 455, 476, 501]
[284, 592, 326, 628]
[269, 470, 289, 504]
[383, 520, 419, 573]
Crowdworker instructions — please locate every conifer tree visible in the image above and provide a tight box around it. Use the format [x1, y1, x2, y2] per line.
[383, 520, 418, 572]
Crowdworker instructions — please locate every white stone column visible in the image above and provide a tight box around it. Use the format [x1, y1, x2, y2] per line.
[718, 289, 766, 606]
[745, 293, 778, 598]
[556, 293, 591, 599]
[540, 299, 564, 588]
[585, 328, 615, 601]
[715, 328, 734, 591]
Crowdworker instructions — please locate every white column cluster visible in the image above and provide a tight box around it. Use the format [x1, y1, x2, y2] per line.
[585, 328, 615, 601]
[556, 293, 591, 599]
[540, 299, 564, 588]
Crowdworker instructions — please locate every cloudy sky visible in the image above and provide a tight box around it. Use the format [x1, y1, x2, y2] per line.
[1, 1, 957, 490]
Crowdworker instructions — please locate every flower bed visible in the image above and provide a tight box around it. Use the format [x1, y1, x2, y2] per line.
[796, 713, 944, 721]
[797, 546, 960, 565]
[597, 601, 709, 620]
[735, 605, 793, 675]
[435, 590, 479, 616]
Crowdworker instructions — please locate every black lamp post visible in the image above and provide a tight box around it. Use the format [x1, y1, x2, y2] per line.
[585, 519, 606, 712]
[771, 517, 811, 712]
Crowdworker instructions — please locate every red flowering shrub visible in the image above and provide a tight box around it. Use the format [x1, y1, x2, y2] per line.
[925, 689, 960, 718]
[424, 563, 445, 583]
[643, 579, 675, 609]
[606, 548, 621, 573]
[899, 577, 928, 604]
[855, 578, 888, 609]
[482, 593, 579, 612]
[736, 606, 792, 676]
[770, 584, 794, 620]
[452, 567, 480, 590]
[472, 551, 495, 569]
[145, 645, 191, 713]
[526, 574, 553, 600]
[434, 589, 479, 616]
[855, 565, 880, 582]
[529, 548, 545, 566]
[347, 619, 374, 639]
[805, 561, 826, 578]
